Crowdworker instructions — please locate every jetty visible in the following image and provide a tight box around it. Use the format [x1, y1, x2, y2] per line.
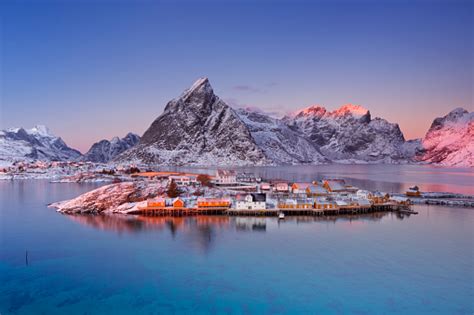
[135, 202, 411, 217]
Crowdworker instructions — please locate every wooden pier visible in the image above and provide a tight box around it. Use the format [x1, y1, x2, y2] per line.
[132, 203, 413, 217]
[134, 206, 228, 216]
[226, 203, 400, 216]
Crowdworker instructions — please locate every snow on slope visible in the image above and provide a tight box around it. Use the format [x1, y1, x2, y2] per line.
[83, 133, 140, 163]
[0, 125, 81, 165]
[419, 108, 473, 167]
[236, 108, 327, 164]
[284, 104, 410, 163]
[115, 78, 269, 166]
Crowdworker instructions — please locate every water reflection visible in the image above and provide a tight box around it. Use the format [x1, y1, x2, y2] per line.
[63, 211, 412, 239]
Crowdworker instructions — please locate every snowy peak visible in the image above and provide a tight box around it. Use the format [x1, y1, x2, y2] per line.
[419, 107, 473, 167]
[330, 104, 370, 121]
[117, 78, 268, 165]
[166, 77, 215, 113]
[293, 105, 327, 118]
[0, 125, 81, 163]
[27, 125, 54, 138]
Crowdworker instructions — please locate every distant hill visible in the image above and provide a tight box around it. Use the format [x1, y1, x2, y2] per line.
[82, 133, 140, 163]
[0, 125, 81, 164]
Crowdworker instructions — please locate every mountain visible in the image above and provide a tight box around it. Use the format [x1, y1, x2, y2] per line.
[83, 133, 140, 163]
[0, 125, 81, 164]
[115, 78, 269, 165]
[236, 108, 327, 164]
[283, 104, 410, 163]
[418, 108, 473, 167]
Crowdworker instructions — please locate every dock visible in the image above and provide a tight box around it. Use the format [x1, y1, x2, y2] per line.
[133, 203, 413, 217]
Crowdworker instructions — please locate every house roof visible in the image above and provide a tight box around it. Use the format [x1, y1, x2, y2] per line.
[307, 185, 328, 194]
[325, 180, 346, 191]
[292, 182, 312, 190]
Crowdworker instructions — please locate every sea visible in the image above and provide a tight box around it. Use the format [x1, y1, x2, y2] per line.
[0, 164, 473, 314]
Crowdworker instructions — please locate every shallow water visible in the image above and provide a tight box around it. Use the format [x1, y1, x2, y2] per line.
[0, 167, 473, 314]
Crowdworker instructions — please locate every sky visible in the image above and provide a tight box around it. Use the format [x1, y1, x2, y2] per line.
[1, 0, 472, 153]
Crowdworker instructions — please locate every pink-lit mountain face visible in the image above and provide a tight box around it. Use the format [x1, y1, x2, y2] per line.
[418, 108, 473, 167]
[283, 104, 409, 163]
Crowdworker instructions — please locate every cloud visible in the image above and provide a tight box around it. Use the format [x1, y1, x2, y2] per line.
[232, 85, 263, 93]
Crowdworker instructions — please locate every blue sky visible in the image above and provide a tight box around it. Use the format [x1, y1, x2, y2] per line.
[1, 0, 472, 152]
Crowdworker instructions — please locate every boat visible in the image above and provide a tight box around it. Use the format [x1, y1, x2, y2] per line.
[278, 212, 285, 220]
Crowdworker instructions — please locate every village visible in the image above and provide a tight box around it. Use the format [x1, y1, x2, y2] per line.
[130, 169, 419, 217]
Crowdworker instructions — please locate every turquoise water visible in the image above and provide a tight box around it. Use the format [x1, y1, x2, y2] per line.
[1, 178, 473, 314]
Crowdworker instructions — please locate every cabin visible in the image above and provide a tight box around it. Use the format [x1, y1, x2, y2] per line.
[356, 190, 373, 199]
[236, 193, 266, 210]
[323, 179, 347, 193]
[306, 184, 329, 196]
[172, 198, 185, 208]
[314, 198, 337, 210]
[273, 182, 289, 193]
[390, 196, 412, 206]
[406, 186, 421, 197]
[147, 198, 166, 208]
[291, 182, 312, 194]
[214, 170, 237, 185]
[278, 198, 313, 209]
[370, 191, 388, 204]
[197, 198, 231, 208]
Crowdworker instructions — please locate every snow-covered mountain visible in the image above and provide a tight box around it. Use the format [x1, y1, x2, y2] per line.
[236, 108, 327, 164]
[418, 108, 473, 167]
[0, 125, 81, 164]
[83, 133, 140, 163]
[115, 78, 269, 165]
[283, 104, 411, 163]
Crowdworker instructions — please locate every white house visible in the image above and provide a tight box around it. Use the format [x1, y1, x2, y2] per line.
[235, 194, 266, 210]
[168, 175, 198, 186]
[214, 170, 237, 185]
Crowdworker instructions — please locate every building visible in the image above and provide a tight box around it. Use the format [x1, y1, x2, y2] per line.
[306, 184, 329, 196]
[147, 198, 166, 208]
[236, 172, 261, 183]
[168, 175, 198, 186]
[172, 198, 185, 208]
[278, 198, 313, 209]
[197, 198, 231, 208]
[291, 182, 312, 194]
[314, 198, 337, 210]
[406, 186, 421, 197]
[214, 170, 237, 185]
[273, 182, 289, 193]
[260, 182, 271, 191]
[390, 196, 412, 206]
[235, 193, 266, 210]
[356, 190, 373, 199]
[323, 179, 347, 193]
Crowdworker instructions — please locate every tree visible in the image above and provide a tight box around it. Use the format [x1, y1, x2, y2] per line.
[167, 180, 182, 198]
[197, 174, 212, 187]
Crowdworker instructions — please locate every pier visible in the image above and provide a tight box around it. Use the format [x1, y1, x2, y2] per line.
[133, 203, 410, 217]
